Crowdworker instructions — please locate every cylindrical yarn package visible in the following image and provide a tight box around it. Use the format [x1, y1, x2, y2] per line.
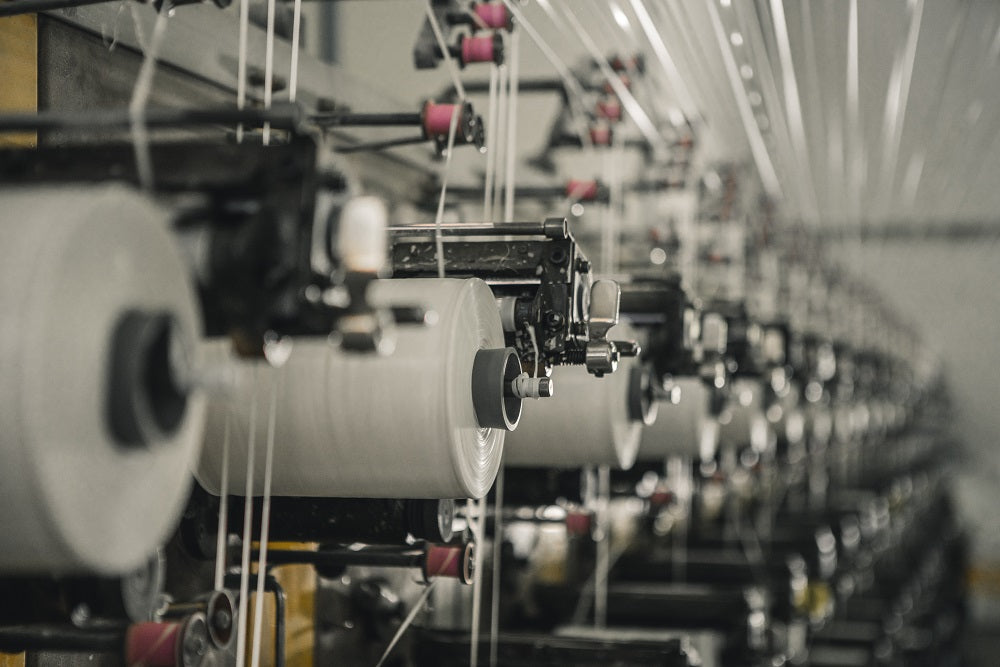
[638, 377, 719, 463]
[197, 278, 505, 499]
[504, 325, 642, 470]
[0, 186, 206, 574]
[719, 378, 772, 454]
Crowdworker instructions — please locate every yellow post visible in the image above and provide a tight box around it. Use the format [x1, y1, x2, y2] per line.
[0, 13, 38, 147]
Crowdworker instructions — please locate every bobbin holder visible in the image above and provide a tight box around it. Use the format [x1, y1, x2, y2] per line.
[0, 136, 416, 356]
[313, 100, 485, 155]
[708, 298, 767, 379]
[619, 278, 703, 384]
[439, 180, 610, 207]
[389, 219, 636, 376]
[225, 497, 457, 546]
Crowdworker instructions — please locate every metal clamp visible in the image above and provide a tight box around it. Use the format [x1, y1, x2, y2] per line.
[585, 279, 622, 376]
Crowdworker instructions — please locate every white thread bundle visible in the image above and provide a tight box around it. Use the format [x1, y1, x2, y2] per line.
[0, 185, 205, 573]
[718, 377, 772, 454]
[504, 325, 642, 469]
[639, 377, 719, 462]
[197, 278, 505, 499]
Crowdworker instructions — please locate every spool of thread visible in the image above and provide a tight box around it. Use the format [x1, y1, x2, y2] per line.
[197, 278, 505, 499]
[565, 179, 599, 201]
[422, 102, 463, 138]
[473, 2, 512, 30]
[337, 196, 387, 274]
[719, 378, 771, 454]
[638, 377, 719, 462]
[503, 325, 642, 469]
[596, 99, 623, 122]
[460, 35, 501, 66]
[0, 185, 205, 574]
[565, 511, 593, 537]
[125, 622, 182, 667]
[423, 543, 474, 584]
[125, 613, 209, 667]
[589, 125, 613, 146]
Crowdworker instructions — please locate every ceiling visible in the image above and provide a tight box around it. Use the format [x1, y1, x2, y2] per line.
[511, 0, 1000, 232]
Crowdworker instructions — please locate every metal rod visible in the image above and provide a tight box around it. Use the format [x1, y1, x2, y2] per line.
[448, 185, 563, 200]
[388, 221, 551, 236]
[334, 135, 429, 153]
[0, 105, 301, 133]
[628, 180, 684, 193]
[450, 77, 570, 97]
[0, 625, 124, 653]
[313, 111, 422, 127]
[258, 549, 423, 570]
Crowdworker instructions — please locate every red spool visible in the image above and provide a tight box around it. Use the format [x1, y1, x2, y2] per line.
[422, 102, 462, 138]
[473, 3, 512, 31]
[589, 125, 612, 146]
[424, 543, 474, 584]
[565, 179, 599, 201]
[650, 490, 675, 507]
[596, 99, 622, 122]
[461, 35, 499, 65]
[125, 622, 181, 667]
[565, 511, 593, 537]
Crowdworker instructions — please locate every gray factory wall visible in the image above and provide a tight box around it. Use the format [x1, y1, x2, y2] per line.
[832, 238, 1000, 623]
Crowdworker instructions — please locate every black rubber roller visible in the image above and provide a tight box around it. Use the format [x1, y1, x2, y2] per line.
[107, 309, 189, 447]
[471, 347, 522, 430]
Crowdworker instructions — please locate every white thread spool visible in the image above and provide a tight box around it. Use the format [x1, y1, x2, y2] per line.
[0, 185, 205, 574]
[638, 377, 720, 462]
[504, 326, 643, 469]
[197, 278, 505, 499]
[719, 378, 772, 454]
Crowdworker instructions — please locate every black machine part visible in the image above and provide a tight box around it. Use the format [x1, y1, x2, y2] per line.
[413, 628, 691, 667]
[107, 310, 189, 448]
[225, 497, 456, 546]
[472, 347, 525, 430]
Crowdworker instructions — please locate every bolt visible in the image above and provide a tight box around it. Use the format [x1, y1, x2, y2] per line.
[576, 257, 592, 273]
[510, 373, 555, 399]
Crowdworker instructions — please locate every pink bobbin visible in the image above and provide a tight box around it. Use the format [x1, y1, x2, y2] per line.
[424, 543, 474, 584]
[125, 622, 182, 667]
[650, 490, 675, 507]
[461, 35, 499, 65]
[423, 102, 462, 138]
[590, 125, 613, 146]
[565, 511, 593, 537]
[473, 2, 512, 31]
[565, 179, 599, 201]
[596, 99, 622, 122]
